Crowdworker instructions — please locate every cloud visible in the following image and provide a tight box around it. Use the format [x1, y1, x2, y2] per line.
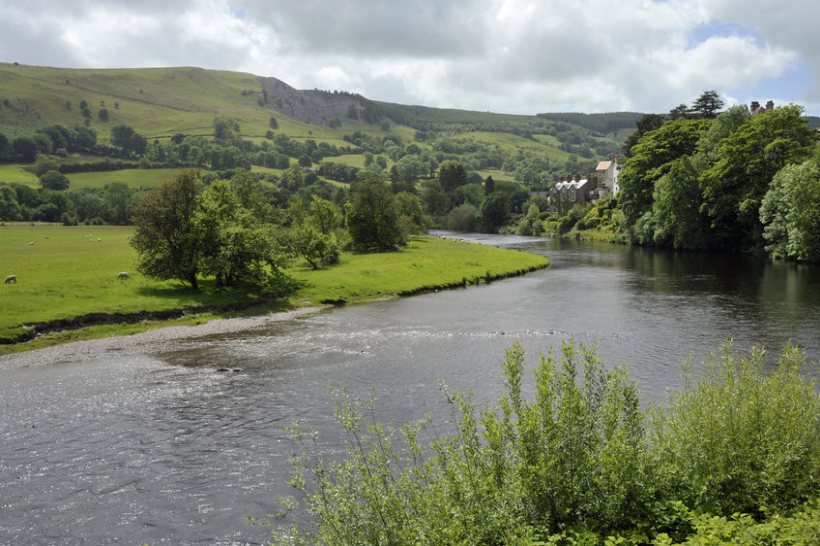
[0, 0, 815, 114]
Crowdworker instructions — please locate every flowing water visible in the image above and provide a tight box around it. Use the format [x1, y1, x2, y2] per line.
[2, 235, 819, 545]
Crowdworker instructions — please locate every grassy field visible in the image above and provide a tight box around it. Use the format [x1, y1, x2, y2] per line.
[0, 63, 418, 146]
[66, 168, 188, 190]
[289, 236, 547, 306]
[0, 163, 38, 185]
[0, 225, 548, 351]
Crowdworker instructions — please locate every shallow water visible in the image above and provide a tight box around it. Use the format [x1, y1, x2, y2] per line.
[2, 235, 819, 544]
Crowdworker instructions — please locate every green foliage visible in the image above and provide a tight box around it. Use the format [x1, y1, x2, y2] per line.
[12, 136, 37, 162]
[345, 173, 403, 251]
[290, 222, 340, 270]
[690, 90, 724, 119]
[619, 119, 709, 233]
[274, 341, 819, 545]
[193, 179, 284, 288]
[110, 124, 147, 156]
[446, 203, 480, 232]
[479, 192, 510, 232]
[130, 169, 202, 288]
[38, 169, 70, 191]
[393, 191, 428, 236]
[651, 342, 820, 517]
[700, 105, 814, 250]
[651, 157, 705, 248]
[760, 157, 820, 262]
[653, 501, 820, 545]
[437, 160, 468, 193]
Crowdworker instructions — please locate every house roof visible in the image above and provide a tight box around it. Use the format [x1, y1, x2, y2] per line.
[596, 160, 612, 171]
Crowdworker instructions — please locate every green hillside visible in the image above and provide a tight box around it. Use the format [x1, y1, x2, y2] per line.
[0, 63, 396, 146]
[0, 63, 624, 162]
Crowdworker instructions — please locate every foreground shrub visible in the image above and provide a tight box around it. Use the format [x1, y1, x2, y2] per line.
[651, 342, 820, 518]
[271, 341, 819, 545]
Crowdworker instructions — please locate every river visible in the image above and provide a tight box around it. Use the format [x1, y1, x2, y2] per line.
[2, 235, 819, 545]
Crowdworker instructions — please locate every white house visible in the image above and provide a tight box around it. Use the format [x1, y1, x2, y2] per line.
[595, 159, 620, 197]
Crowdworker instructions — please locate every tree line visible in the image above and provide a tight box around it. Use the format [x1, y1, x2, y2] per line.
[618, 93, 818, 261]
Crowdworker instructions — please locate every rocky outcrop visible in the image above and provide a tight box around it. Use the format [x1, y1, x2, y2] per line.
[258, 76, 390, 127]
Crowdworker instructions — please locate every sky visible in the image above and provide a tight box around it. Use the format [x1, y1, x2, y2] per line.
[1, 0, 819, 116]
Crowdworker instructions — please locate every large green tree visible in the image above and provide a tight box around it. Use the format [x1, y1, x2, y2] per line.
[618, 119, 709, 235]
[131, 170, 202, 288]
[691, 89, 724, 118]
[345, 173, 403, 251]
[760, 156, 820, 262]
[650, 156, 706, 248]
[193, 179, 280, 287]
[700, 105, 814, 250]
[110, 125, 147, 156]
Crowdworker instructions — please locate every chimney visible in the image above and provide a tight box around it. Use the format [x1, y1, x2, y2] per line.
[765, 100, 774, 110]
[750, 101, 760, 111]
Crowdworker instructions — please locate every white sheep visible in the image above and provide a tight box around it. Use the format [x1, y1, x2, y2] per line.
[117, 272, 129, 280]
[28, 241, 34, 246]
[4, 274, 17, 284]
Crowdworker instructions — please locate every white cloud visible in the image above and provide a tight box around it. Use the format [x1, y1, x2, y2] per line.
[0, 0, 816, 114]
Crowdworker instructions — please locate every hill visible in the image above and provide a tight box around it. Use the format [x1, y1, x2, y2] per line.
[0, 63, 625, 159]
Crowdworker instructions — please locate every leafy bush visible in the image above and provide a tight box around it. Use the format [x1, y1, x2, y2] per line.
[650, 342, 820, 517]
[272, 341, 819, 545]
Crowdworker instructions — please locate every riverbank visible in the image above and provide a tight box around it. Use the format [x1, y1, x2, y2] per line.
[0, 227, 548, 354]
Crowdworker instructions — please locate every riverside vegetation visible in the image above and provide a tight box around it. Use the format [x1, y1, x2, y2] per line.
[509, 93, 820, 263]
[0, 195, 547, 351]
[272, 340, 819, 546]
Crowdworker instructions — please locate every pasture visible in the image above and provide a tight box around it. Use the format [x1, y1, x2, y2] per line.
[66, 168, 187, 190]
[0, 224, 547, 350]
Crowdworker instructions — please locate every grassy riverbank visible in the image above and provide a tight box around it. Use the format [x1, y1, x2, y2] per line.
[0, 225, 548, 353]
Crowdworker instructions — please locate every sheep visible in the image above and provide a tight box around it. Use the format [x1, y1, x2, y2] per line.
[5, 274, 17, 284]
[28, 241, 34, 246]
[117, 272, 129, 280]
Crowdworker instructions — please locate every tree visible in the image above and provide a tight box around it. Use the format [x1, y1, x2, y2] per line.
[394, 191, 428, 236]
[298, 154, 312, 167]
[290, 222, 340, 270]
[0, 185, 22, 220]
[131, 170, 202, 288]
[269, 116, 278, 129]
[484, 175, 495, 194]
[760, 157, 820, 262]
[0, 132, 9, 160]
[701, 105, 814, 250]
[480, 192, 510, 232]
[691, 90, 724, 119]
[651, 156, 706, 248]
[193, 179, 281, 287]
[98, 108, 109, 122]
[623, 114, 664, 157]
[308, 196, 342, 235]
[110, 125, 147, 156]
[213, 118, 240, 140]
[12, 137, 37, 162]
[668, 103, 690, 119]
[446, 203, 480, 232]
[345, 173, 403, 251]
[618, 118, 709, 234]
[438, 161, 468, 193]
[39, 170, 70, 191]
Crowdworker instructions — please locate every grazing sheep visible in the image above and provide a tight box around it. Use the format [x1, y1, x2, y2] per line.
[117, 272, 129, 280]
[28, 241, 34, 246]
[5, 274, 17, 284]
